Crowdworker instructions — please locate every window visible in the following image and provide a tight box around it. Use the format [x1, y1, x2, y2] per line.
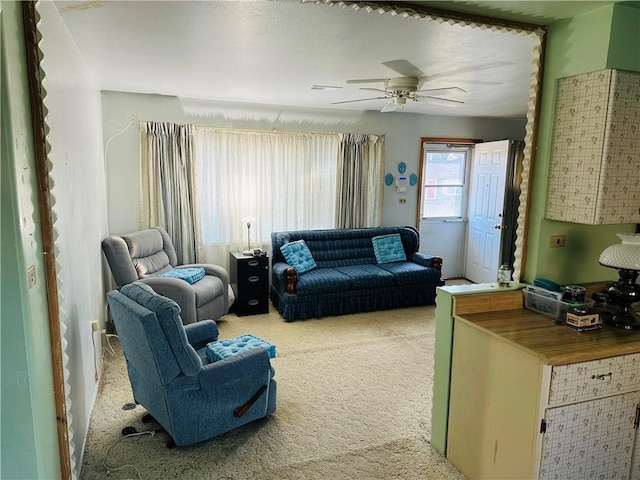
[195, 128, 339, 249]
[421, 144, 471, 219]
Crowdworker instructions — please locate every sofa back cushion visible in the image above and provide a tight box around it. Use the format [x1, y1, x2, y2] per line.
[271, 227, 419, 268]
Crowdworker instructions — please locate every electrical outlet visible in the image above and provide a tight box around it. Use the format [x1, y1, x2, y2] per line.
[549, 235, 566, 248]
[399, 198, 407, 204]
[91, 320, 100, 332]
[26, 265, 36, 289]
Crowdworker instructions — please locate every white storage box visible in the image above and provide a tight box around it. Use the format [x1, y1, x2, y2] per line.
[523, 288, 595, 322]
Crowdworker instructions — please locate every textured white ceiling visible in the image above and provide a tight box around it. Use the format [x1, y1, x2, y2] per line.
[52, 0, 614, 117]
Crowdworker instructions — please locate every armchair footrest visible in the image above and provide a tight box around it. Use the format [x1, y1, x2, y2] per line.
[206, 334, 276, 362]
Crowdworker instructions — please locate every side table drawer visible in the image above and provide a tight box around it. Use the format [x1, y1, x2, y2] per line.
[548, 353, 640, 406]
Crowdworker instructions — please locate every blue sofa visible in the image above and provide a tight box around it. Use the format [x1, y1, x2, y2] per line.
[270, 226, 444, 321]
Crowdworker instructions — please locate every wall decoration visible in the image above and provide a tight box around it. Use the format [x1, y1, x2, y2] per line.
[397, 161, 406, 174]
[384, 173, 394, 186]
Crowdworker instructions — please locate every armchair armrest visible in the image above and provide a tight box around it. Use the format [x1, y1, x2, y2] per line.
[409, 253, 443, 272]
[180, 264, 230, 286]
[198, 348, 272, 392]
[183, 320, 219, 349]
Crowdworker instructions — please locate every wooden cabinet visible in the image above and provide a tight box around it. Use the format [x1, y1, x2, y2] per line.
[447, 318, 640, 480]
[229, 252, 269, 316]
[545, 69, 640, 225]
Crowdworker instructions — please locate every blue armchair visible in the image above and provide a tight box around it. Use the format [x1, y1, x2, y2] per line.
[106, 282, 277, 447]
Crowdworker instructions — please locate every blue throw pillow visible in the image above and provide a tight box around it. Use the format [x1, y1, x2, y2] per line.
[159, 267, 205, 284]
[280, 239, 317, 274]
[372, 234, 407, 264]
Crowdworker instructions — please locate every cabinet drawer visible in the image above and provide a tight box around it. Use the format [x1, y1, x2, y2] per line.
[548, 353, 640, 405]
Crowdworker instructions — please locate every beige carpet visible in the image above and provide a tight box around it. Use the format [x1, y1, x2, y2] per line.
[80, 305, 466, 480]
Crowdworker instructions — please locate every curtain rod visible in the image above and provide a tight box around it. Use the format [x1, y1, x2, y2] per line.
[140, 120, 384, 138]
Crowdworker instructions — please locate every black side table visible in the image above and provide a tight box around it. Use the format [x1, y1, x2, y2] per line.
[229, 252, 269, 316]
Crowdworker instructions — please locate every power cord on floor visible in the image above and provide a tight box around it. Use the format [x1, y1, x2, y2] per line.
[103, 430, 155, 479]
[105, 333, 119, 355]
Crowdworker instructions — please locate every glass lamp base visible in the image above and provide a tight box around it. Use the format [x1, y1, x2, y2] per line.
[603, 307, 640, 330]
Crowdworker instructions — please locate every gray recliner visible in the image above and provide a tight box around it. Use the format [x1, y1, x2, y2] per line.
[102, 227, 230, 324]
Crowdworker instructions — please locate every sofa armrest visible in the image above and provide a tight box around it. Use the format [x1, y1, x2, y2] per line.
[272, 262, 298, 294]
[183, 320, 219, 349]
[409, 253, 443, 272]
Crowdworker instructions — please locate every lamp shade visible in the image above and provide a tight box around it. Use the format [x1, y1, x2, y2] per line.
[599, 233, 640, 270]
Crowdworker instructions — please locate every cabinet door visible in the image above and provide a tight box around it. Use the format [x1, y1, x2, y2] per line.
[631, 411, 640, 480]
[540, 392, 640, 480]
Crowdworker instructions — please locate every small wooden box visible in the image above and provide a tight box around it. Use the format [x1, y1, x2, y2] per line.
[566, 309, 601, 331]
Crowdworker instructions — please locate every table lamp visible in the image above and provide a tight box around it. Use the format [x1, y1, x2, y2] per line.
[241, 216, 256, 256]
[598, 233, 640, 329]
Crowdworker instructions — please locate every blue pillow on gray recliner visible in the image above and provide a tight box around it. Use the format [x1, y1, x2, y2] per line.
[280, 239, 317, 274]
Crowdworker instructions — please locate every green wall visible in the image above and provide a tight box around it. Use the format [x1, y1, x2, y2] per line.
[524, 4, 638, 285]
[0, 2, 61, 478]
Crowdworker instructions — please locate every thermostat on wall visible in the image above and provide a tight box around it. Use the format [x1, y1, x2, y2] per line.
[396, 175, 408, 192]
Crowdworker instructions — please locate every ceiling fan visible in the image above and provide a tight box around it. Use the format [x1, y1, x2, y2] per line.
[332, 76, 465, 112]
[331, 59, 504, 112]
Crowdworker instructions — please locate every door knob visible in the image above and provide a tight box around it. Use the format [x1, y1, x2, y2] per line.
[494, 224, 504, 230]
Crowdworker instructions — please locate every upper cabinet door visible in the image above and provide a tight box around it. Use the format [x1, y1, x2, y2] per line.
[545, 69, 640, 225]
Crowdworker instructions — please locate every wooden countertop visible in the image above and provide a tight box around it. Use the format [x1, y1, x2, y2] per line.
[455, 308, 640, 365]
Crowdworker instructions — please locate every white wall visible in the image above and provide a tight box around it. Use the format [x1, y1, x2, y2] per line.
[37, 2, 110, 474]
[101, 91, 526, 250]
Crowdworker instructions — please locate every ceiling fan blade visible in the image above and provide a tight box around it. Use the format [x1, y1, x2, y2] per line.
[331, 96, 390, 105]
[427, 61, 514, 80]
[382, 59, 424, 78]
[360, 87, 392, 95]
[416, 86, 467, 94]
[416, 94, 464, 105]
[380, 100, 398, 113]
[346, 78, 389, 84]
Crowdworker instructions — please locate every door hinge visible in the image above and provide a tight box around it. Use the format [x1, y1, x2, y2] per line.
[540, 419, 547, 433]
[634, 405, 640, 430]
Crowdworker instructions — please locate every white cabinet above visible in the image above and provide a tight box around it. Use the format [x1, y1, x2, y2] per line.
[545, 69, 640, 225]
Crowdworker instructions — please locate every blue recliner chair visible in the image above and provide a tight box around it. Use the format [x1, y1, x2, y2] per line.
[106, 282, 277, 447]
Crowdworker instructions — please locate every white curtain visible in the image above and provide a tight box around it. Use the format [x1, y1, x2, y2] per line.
[195, 127, 339, 268]
[335, 133, 385, 228]
[140, 122, 199, 263]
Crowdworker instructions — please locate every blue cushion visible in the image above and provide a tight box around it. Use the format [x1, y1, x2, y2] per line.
[372, 234, 406, 264]
[280, 240, 317, 274]
[206, 334, 276, 362]
[295, 267, 352, 295]
[159, 267, 205, 284]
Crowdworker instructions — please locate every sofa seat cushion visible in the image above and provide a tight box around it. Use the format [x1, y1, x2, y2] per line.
[378, 262, 442, 286]
[295, 268, 352, 295]
[191, 275, 225, 307]
[335, 265, 395, 288]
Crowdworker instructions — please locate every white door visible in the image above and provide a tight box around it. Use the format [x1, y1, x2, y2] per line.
[464, 140, 509, 283]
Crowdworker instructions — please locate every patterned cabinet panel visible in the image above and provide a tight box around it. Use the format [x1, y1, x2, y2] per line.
[548, 353, 640, 406]
[546, 69, 640, 225]
[539, 391, 640, 480]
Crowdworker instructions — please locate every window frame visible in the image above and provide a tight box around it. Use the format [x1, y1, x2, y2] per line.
[417, 141, 474, 222]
